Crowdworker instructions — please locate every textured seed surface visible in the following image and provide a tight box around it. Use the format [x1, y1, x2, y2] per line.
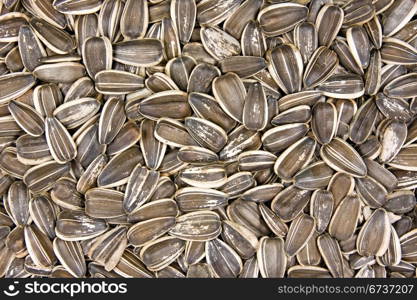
[0, 0, 416, 280]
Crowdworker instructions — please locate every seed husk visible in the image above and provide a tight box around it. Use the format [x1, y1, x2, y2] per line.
[285, 214, 316, 257]
[206, 238, 242, 278]
[257, 236, 286, 278]
[140, 236, 185, 272]
[258, 3, 308, 37]
[0, 0, 416, 279]
[357, 208, 391, 256]
[267, 44, 303, 94]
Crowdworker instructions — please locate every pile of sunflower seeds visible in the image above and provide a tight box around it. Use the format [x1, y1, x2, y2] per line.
[1, 0, 417, 279]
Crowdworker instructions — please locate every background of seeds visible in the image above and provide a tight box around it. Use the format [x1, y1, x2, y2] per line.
[0, 0, 417, 279]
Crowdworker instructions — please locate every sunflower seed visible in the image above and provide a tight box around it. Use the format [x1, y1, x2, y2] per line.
[140, 236, 185, 272]
[317, 233, 344, 278]
[174, 187, 227, 212]
[55, 210, 108, 241]
[285, 214, 316, 257]
[53, 238, 86, 278]
[257, 236, 286, 278]
[113, 38, 164, 67]
[271, 185, 311, 222]
[206, 238, 242, 278]
[241, 20, 266, 57]
[274, 137, 316, 181]
[321, 137, 367, 177]
[357, 208, 391, 256]
[124, 165, 159, 213]
[85, 188, 125, 219]
[258, 3, 308, 37]
[267, 44, 303, 94]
